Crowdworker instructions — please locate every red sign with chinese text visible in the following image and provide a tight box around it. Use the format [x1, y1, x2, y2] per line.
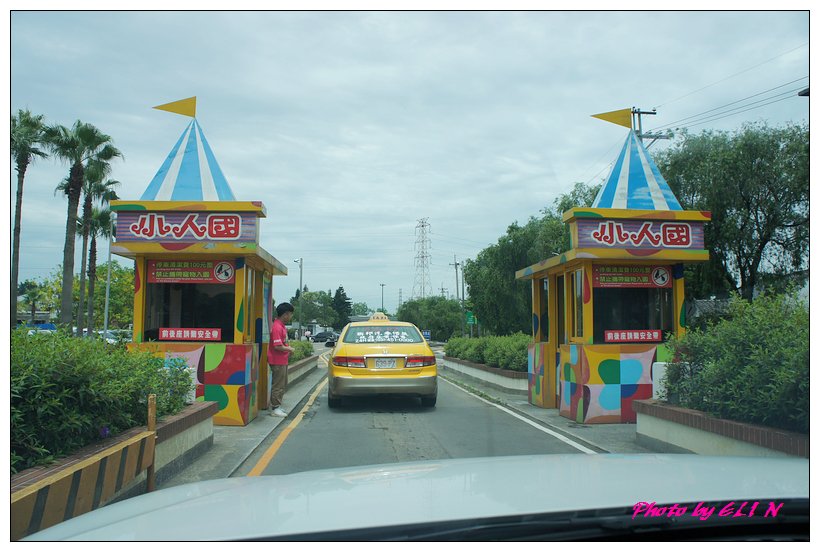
[115, 212, 257, 243]
[577, 219, 704, 250]
[604, 329, 663, 343]
[159, 328, 222, 341]
[592, 265, 672, 288]
[147, 260, 235, 284]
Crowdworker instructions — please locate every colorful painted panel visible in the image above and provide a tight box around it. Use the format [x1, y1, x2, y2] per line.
[206, 383, 253, 426]
[527, 343, 546, 407]
[559, 344, 656, 423]
[129, 342, 258, 426]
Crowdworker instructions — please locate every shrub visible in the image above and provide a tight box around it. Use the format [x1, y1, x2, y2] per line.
[290, 340, 315, 362]
[11, 329, 193, 474]
[663, 291, 808, 434]
[444, 333, 531, 372]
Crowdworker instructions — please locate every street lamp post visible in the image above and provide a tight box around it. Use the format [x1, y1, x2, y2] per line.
[380, 283, 385, 312]
[294, 258, 303, 339]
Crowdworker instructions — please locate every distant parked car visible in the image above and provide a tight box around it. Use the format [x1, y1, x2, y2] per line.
[313, 331, 338, 342]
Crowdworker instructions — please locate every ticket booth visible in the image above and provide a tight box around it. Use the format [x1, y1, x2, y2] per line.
[111, 99, 287, 426]
[516, 128, 710, 423]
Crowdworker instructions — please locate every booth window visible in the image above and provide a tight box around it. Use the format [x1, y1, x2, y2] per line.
[592, 287, 673, 343]
[556, 275, 565, 344]
[538, 278, 549, 341]
[571, 269, 584, 338]
[143, 283, 235, 342]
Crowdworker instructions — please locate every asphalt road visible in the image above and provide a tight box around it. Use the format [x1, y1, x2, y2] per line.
[236, 361, 584, 477]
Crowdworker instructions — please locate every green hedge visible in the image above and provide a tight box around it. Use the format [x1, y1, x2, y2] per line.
[445, 332, 530, 372]
[11, 329, 193, 475]
[663, 292, 808, 434]
[289, 340, 315, 363]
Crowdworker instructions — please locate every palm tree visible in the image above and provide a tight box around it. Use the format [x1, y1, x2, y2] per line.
[44, 121, 122, 327]
[11, 109, 48, 329]
[85, 207, 115, 335]
[67, 160, 119, 336]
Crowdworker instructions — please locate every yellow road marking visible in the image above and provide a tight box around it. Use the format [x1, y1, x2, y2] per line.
[247, 377, 328, 476]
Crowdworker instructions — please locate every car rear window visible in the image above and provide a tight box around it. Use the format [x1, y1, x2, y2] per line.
[343, 326, 423, 344]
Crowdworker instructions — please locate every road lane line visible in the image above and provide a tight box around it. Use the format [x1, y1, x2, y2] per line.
[440, 377, 598, 454]
[247, 377, 328, 476]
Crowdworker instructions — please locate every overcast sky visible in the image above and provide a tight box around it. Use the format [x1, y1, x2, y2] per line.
[8, 9, 810, 314]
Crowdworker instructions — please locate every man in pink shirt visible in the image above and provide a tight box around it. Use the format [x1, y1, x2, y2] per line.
[268, 302, 295, 417]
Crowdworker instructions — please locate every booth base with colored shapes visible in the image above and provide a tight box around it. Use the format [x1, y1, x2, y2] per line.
[130, 342, 261, 426]
[559, 344, 665, 424]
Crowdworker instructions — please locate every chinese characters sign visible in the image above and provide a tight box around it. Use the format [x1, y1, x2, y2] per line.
[160, 328, 222, 341]
[593, 265, 672, 288]
[577, 219, 704, 250]
[148, 260, 235, 284]
[605, 329, 662, 343]
[115, 212, 257, 243]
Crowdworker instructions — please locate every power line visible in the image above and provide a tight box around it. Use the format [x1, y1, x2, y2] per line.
[677, 94, 801, 130]
[653, 42, 808, 109]
[647, 77, 808, 132]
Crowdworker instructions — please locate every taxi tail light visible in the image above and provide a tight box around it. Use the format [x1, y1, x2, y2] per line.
[333, 356, 366, 368]
[405, 356, 436, 368]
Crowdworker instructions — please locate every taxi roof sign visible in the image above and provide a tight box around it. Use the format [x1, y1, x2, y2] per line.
[369, 312, 390, 321]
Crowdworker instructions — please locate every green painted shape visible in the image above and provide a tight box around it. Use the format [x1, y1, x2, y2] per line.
[573, 210, 604, 218]
[110, 203, 147, 211]
[680, 303, 686, 328]
[237, 301, 245, 333]
[205, 344, 227, 372]
[563, 362, 574, 383]
[599, 359, 621, 384]
[204, 385, 230, 410]
[576, 398, 585, 423]
[656, 344, 672, 363]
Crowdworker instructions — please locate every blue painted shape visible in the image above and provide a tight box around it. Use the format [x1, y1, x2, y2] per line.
[532, 314, 539, 337]
[621, 383, 640, 399]
[598, 385, 621, 410]
[594, 138, 628, 208]
[570, 344, 578, 364]
[227, 371, 246, 385]
[620, 359, 644, 385]
[672, 263, 685, 279]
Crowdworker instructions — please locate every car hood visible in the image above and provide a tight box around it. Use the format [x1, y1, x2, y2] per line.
[25, 454, 809, 541]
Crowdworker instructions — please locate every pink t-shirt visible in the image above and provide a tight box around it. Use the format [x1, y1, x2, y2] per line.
[267, 318, 290, 365]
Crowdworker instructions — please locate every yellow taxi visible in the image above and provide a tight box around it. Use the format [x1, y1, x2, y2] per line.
[327, 313, 437, 408]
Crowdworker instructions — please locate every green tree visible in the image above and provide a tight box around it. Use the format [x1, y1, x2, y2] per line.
[91, 261, 134, 329]
[85, 207, 115, 333]
[463, 182, 599, 335]
[351, 302, 371, 316]
[11, 109, 48, 328]
[58, 161, 120, 335]
[396, 296, 463, 341]
[331, 286, 352, 331]
[43, 120, 122, 326]
[656, 123, 809, 300]
[18, 279, 45, 325]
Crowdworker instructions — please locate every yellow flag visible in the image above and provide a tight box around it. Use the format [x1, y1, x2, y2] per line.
[591, 108, 632, 129]
[153, 97, 197, 118]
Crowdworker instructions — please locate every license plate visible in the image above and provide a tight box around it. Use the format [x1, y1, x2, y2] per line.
[374, 358, 396, 368]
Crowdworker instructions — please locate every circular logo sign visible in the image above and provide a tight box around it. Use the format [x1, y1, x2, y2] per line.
[214, 262, 234, 282]
[651, 267, 670, 287]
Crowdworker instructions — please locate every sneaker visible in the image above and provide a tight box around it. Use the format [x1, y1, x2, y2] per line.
[271, 407, 288, 417]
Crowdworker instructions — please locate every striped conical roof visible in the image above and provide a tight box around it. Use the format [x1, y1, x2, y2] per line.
[592, 130, 682, 210]
[140, 119, 236, 201]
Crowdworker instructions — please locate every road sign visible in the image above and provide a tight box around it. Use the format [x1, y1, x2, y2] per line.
[421, 330, 431, 340]
[466, 311, 476, 325]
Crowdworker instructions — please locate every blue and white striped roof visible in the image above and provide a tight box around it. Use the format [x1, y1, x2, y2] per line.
[592, 130, 682, 210]
[140, 119, 236, 201]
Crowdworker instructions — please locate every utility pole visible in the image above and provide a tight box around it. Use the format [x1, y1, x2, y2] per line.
[439, 283, 447, 297]
[398, 288, 402, 309]
[294, 258, 303, 339]
[450, 254, 465, 337]
[632, 108, 673, 148]
[380, 283, 385, 312]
